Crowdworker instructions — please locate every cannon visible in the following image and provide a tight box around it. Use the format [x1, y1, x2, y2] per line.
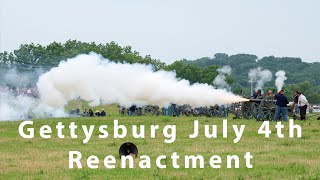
[177, 104, 193, 116]
[203, 106, 220, 117]
[171, 105, 219, 117]
[143, 105, 161, 116]
[118, 106, 143, 116]
[233, 95, 294, 121]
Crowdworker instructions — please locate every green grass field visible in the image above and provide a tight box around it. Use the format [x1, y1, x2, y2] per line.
[1, 105, 320, 179]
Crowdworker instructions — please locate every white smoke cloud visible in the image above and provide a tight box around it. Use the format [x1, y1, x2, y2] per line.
[248, 67, 272, 91]
[3, 68, 44, 87]
[0, 92, 37, 121]
[0, 53, 250, 121]
[275, 70, 287, 92]
[217, 65, 232, 75]
[0, 91, 65, 121]
[37, 53, 248, 111]
[213, 65, 232, 90]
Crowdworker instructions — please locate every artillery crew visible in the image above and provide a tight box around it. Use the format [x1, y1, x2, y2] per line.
[95, 110, 101, 117]
[265, 90, 273, 96]
[100, 109, 106, 116]
[253, 89, 262, 99]
[82, 109, 89, 116]
[88, 109, 94, 117]
[219, 105, 228, 117]
[129, 105, 136, 116]
[293, 91, 300, 119]
[273, 89, 289, 122]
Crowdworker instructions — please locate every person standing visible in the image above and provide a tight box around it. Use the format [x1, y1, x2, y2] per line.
[219, 104, 228, 117]
[129, 105, 136, 116]
[297, 92, 309, 120]
[171, 104, 179, 117]
[167, 104, 172, 116]
[274, 89, 289, 122]
[162, 107, 168, 116]
[293, 91, 300, 119]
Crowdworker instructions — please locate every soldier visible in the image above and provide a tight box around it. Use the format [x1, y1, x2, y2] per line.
[293, 91, 300, 119]
[162, 107, 168, 116]
[273, 89, 289, 122]
[95, 110, 101, 117]
[253, 89, 262, 99]
[265, 90, 273, 96]
[171, 104, 179, 117]
[88, 109, 94, 117]
[129, 105, 136, 116]
[100, 109, 106, 116]
[219, 104, 228, 117]
[83, 109, 89, 117]
[167, 104, 173, 116]
[75, 108, 80, 115]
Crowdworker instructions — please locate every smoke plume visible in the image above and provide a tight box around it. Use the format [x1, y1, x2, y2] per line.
[2, 68, 44, 88]
[275, 70, 287, 92]
[0, 67, 48, 121]
[37, 53, 248, 110]
[0, 92, 37, 120]
[213, 65, 232, 90]
[248, 67, 272, 91]
[0, 53, 249, 121]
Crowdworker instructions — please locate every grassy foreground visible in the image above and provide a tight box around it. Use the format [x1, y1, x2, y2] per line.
[1, 107, 320, 179]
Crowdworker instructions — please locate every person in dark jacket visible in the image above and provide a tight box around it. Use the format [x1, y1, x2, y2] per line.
[88, 109, 94, 117]
[273, 89, 289, 121]
[253, 89, 262, 99]
[95, 110, 101, 117]
[100, 109, 106, 116]
[129, 105, 136, 116]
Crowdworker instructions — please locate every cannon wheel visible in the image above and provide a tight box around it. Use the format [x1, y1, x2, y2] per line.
[251, 102, 259, 119]
[178, 105, 192, 116]
[135, 107, 143, 116]
[144, 106, 160, 116]
[230, 102, 242, 119]
[256, 96, 275, 121]
[205, 105, 219, 117]
[241, 102, 253, 119]
[192, 108, 200, 116]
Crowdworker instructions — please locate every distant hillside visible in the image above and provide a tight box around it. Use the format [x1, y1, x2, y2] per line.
[182, 53, 320, 102]
[185, 53, 320, 85]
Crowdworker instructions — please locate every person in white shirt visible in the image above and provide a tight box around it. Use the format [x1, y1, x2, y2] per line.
[297, 92, 308, 120]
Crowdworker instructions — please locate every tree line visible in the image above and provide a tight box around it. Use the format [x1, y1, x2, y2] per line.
[0, 40, 319, 104]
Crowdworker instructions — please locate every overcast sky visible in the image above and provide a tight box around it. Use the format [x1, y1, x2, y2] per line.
[0, 0, 319, 63]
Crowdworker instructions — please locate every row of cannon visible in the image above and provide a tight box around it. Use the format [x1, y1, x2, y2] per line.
[119, 95, 296, 121]
[119, 104, 228, 117]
